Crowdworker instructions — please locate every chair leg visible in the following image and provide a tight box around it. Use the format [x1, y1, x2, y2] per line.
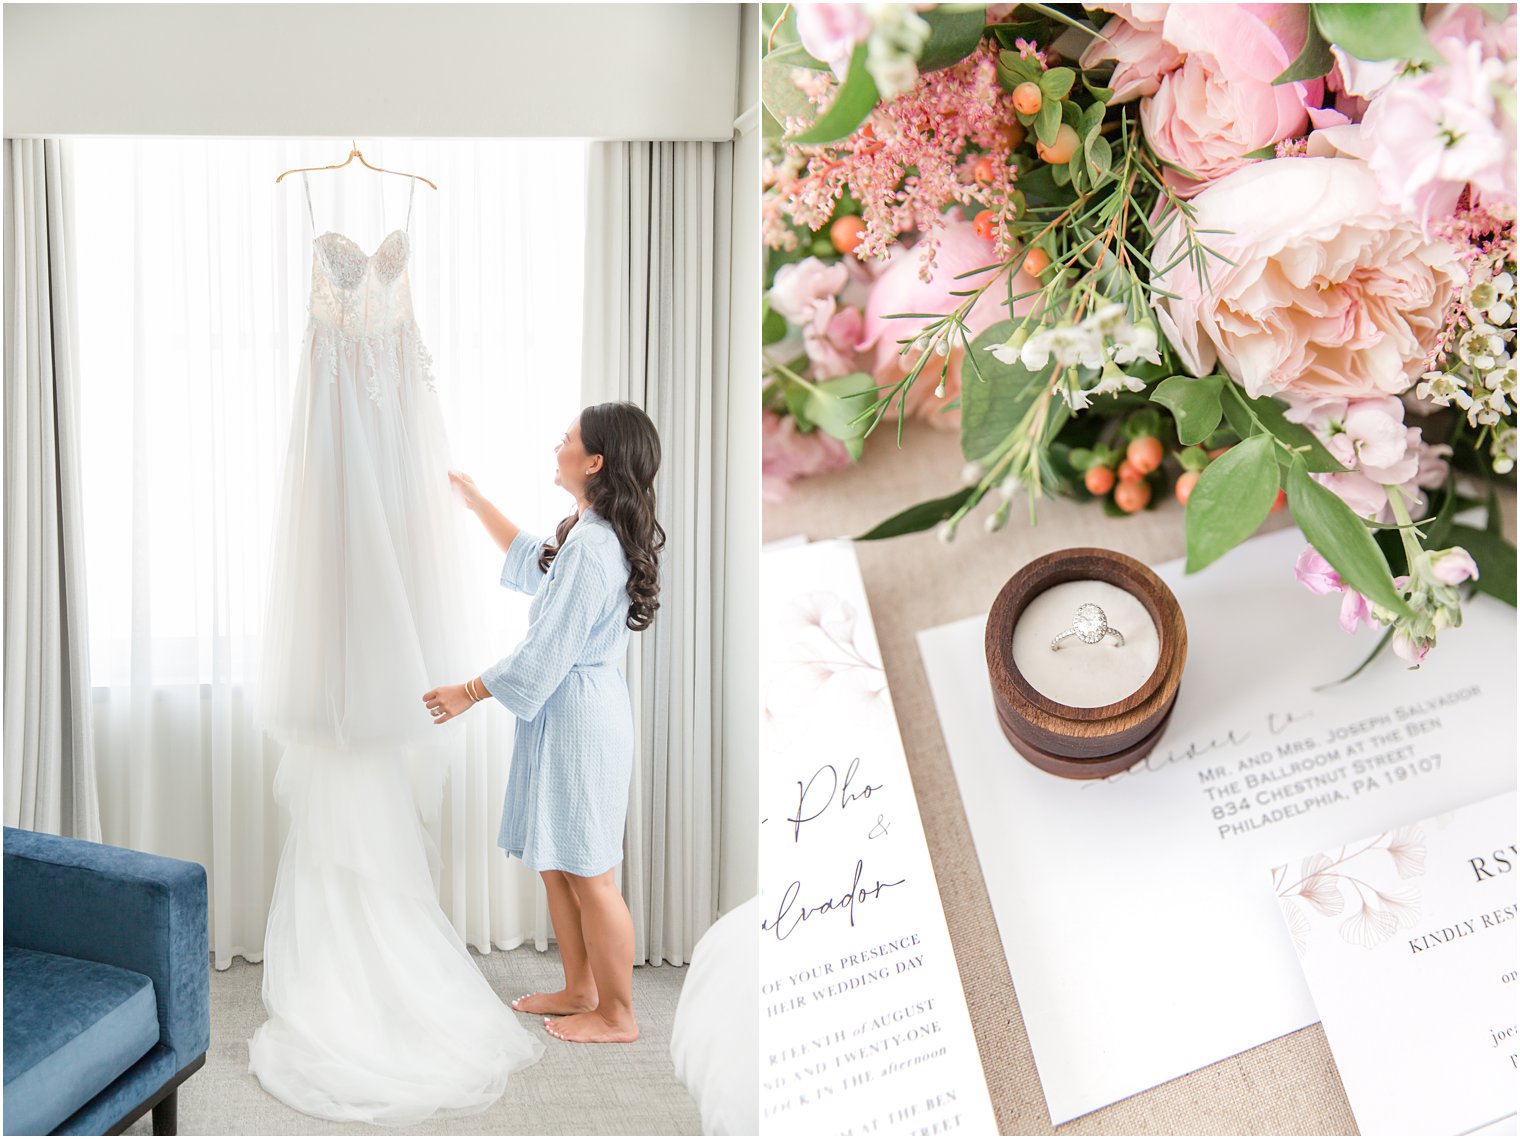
[151, 1089, 178, 1136]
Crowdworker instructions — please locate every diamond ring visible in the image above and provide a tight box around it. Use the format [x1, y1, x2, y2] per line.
[1050, 603, 1125, 650]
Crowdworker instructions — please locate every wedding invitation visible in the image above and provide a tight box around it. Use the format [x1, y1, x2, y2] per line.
[917, 526, 1517, 1124]
[759, 539, 997, 1135]
[1274, 791, 1518, 1137]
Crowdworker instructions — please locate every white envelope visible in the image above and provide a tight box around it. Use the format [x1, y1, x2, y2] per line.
[918, 526, 1518, 1125]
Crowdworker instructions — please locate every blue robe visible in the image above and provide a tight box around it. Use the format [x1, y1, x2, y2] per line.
[480, 509, 633, 877]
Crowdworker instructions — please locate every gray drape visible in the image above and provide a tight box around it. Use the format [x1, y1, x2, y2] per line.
[3, 138, 101, 840]
[582, 141, 733, 966]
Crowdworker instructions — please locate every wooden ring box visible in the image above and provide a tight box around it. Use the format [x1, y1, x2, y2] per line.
[984, 547, 1187, 779]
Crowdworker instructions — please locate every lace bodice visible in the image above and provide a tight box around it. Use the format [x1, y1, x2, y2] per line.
[309, 230, 416, 334]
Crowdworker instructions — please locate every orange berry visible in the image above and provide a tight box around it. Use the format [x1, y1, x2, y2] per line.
[1013, 82, 1043, 116]
[1175, 469, 1200, 505]
[1117, 459, 1140, 483]
[1022, 247, 1050, 276]
[1115, 478, 1151, 514]
[1037, 124, 1081, 165]
[973, 210, 997, 240]
[1084, 465, 1115, 495]
[1127, 435, 1164, 475]
[1270, 488, 1287, 514]
[1208, 446, 1230, 459]
[830, 215, 866, 255]
[992, 120, 1026, 150]
[973, 156, 996, 184]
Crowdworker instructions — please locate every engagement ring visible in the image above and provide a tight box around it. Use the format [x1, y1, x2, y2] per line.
[1050, 603, 1125, 650]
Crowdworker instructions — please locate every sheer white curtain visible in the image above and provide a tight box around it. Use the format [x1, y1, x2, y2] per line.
[72, 138, 586, 969]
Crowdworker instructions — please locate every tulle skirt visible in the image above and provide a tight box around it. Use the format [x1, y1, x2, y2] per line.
[250, 319, 543, 1121]
[248, 742, 544, 1125]
[257, 318, 479, 753]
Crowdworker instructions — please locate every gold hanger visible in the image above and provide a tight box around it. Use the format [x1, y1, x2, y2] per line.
[275, 140, 438, 190]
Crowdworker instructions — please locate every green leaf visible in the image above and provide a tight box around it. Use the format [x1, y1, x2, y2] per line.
[917, 6, 988, 73]
[856, 487, 977, 540]
[763, 39, 829, 71]
[804, 372, 877, 460]
[787, 43, 880, 145]
[762, 305, 788, 346]
[960, 322, 1049, 462]
[1151, 374, 1224, 445]
[1285, 460, 1411, 618]
[1222, 384, 1345, 472]
[1078, 100, 1106, 137]
[1039, 66, 1075, 100]
[783, 382, 813, 428]
[1273, 16, 1334, 84]
[997, 50, 1043, 87]
[762, 55, 824, 129]
[1445, 524, 1517, 606]
[1313, 3, 1437, 63]
[1184, 434, 1280, 572]
[1034, 98, 1062, 146]
[1084, 133, 1113, 186]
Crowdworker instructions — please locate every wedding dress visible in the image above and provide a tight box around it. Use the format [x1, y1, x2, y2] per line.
[249, 174, 543, 1125]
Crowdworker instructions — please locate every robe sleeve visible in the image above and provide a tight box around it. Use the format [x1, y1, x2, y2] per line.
[480, 536, 613, 721]
[498, 528, 548, 595]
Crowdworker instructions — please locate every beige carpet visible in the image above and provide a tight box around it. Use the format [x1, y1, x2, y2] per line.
[126, 949, 700, 1136]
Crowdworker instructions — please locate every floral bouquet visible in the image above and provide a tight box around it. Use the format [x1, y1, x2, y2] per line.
[761, 1, 1517, 668]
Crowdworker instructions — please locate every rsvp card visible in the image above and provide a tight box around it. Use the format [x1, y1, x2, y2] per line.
[759, 539, 996, 1135]
[918, 526, 1517, 1124]
[1274, 791, 1518, 1137]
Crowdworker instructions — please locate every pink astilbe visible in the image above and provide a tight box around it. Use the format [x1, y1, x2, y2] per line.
[767, 40, 1025, 273]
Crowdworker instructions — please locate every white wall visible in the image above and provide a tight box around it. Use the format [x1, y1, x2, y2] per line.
[4, 4, 740, 140]
[718, 3, 759, 912]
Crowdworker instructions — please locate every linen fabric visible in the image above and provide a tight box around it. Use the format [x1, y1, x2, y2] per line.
[2, 137, 102, 842]
[483, 517, 634, 878]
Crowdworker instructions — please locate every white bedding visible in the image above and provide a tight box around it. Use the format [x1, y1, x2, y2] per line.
[670, 896, 759, 1136]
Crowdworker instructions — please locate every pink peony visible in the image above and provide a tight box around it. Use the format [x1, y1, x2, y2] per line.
[1152, 157, 1467, 402]
[857, 220, 1041, 424]
[795, 4, 873, 74]
[762, 410, 852, 502]
[1079, 4, 1179, 103]
[1086, 5, 1330, 193]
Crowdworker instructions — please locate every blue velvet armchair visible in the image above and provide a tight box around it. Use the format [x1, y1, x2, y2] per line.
[3, 827, 210, 1136]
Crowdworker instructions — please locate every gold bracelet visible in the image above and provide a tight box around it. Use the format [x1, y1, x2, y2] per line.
[468, 678, 485, 703]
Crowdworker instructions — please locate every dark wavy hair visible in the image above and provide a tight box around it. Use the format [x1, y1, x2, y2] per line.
[538, 402, 664, 631]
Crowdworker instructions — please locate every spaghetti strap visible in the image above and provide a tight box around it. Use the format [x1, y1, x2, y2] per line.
[300, 172, 316, 234]
[406, 176, 417, 234]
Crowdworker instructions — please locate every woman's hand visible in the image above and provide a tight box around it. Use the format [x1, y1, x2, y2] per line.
[422, 683, 475, 725]
[448, 469, 484, 512]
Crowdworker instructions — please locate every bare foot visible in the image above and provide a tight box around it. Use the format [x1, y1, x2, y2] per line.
[510, 990, 597, 1016]
[542, 1009, 639, 1043]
